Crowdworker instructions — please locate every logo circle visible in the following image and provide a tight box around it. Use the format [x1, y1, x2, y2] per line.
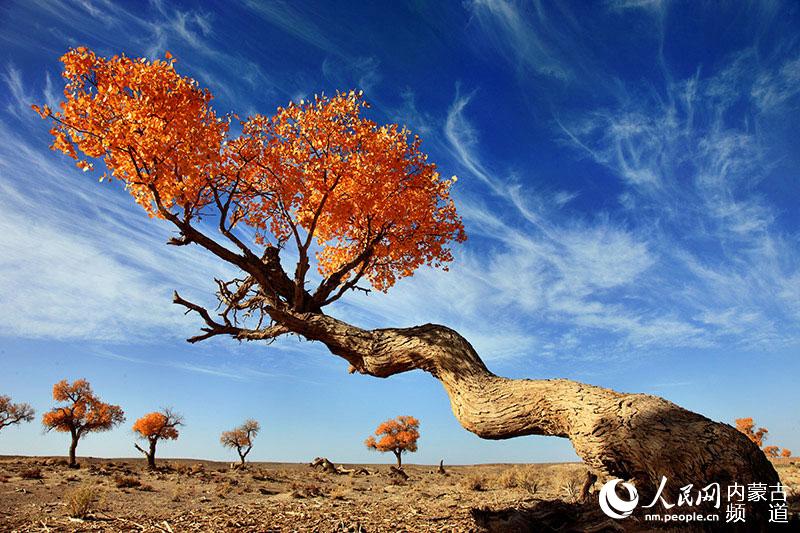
[599, 479, 639, 519]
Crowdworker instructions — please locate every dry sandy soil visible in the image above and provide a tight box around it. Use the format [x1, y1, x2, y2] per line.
[1, 456, 798, 532]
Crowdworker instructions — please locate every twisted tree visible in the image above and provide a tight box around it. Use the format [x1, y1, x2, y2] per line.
[220, 419, 260, 466]
[132, 408, 183, 469]
[35, 48, 778, 505]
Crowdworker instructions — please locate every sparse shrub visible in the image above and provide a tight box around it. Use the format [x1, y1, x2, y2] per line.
[137, 483, 155, 492]
[113, 475, 140, 488]
[496, 468, 519, 489]
[517, 471, 540, 496]
[65, 485, 99, 518]
[494, 466, 545, 495]
[462, 473, 486, 491]
[20, 468, 43, 480]
[550, 470, 581, 502]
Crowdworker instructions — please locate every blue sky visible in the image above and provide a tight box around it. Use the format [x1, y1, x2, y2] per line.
[0, 0, 798, 465]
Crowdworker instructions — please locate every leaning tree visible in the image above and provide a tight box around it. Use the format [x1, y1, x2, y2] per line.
[34, 48, 777, 503]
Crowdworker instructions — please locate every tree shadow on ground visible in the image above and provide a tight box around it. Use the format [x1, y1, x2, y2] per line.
[471, 500, 624, 533]
[470, 498, 800, 532]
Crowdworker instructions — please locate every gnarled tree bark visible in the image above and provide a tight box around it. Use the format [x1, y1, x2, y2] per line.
[243, 308, 778, 501]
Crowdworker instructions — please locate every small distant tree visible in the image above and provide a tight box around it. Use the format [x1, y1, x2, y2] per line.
[0, 394, 35, 431]
[132, 408, 183, 469]
[734, 417, 793, 460]
[735, 417, 768, 447]
[42, 379, 125, 467]
[220, 419, 260, 466]
[763, 446, 780, 458]
[365, 416, 419, 468]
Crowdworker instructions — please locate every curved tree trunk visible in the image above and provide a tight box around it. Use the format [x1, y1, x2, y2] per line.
[270, 310, 778, 501]
[394, 449, 402, 468]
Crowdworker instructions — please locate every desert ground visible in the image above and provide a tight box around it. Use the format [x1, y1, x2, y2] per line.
[1, 456, 798, 532]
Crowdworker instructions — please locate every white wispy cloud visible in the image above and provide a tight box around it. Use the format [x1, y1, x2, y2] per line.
[3, 0, 797, 367]
[548, 44, 800, 351]
[434, 21, 800, 356]
[466, 0, 572, 81]
[0, 117, 236, 342]
[239, 0, 340, 56]
[1, 64, 31, 118]
[92, 348, 320, 383]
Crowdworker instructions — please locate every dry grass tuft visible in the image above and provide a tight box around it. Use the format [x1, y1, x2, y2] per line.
[516, 470, 540, 496]
[550, 469, 582, 502]
[501, 467, 541, 495]
[461, 473, 487, 491]
[495, 468, 518, 489]
[65, 485, 100, 518]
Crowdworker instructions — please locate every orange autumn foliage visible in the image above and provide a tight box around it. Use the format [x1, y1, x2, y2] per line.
[131, 408, 182, 468]
[35, 48, 465, 301]
[365, 415, 420, 467]
[735, 417, 768, 448]
[41, 379, 125, 435]
[734, 416, 793, 460]
[763, 446, 780, 458]
[132, 411, 181, 441]
[33, 47, 226, 217]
